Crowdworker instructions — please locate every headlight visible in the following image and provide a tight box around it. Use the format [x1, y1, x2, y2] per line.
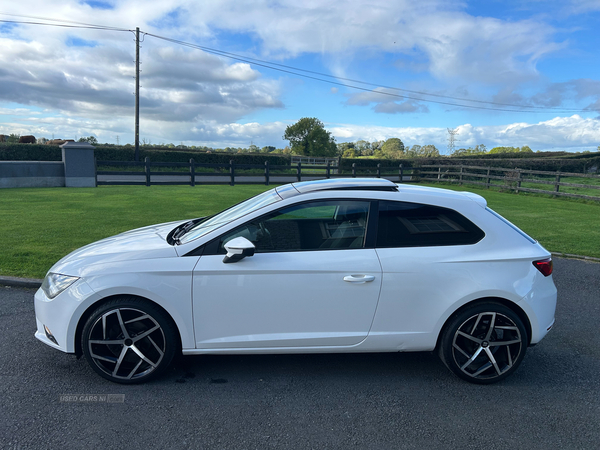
[41, 273, 80, 299]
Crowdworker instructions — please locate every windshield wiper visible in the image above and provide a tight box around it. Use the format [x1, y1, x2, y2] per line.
[169, 217, 209, 245]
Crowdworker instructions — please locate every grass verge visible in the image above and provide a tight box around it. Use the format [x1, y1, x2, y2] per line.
[0, 183, 598, 279]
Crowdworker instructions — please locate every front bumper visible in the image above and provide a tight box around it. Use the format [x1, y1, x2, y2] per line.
[34, 279, 96, 353]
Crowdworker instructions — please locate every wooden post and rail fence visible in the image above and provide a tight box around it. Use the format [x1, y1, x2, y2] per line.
[95, 158, 600, 202]
[96, 159, 409, 187]
[413, 164, 600, 201]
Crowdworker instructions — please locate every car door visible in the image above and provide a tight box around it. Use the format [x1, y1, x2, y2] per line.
[371, 200, 487, 344]
[192, 199, 382, 349]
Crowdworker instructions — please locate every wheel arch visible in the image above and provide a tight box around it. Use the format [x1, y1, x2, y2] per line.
[435, 296, 532, 351]
[74, 294, 183, 357]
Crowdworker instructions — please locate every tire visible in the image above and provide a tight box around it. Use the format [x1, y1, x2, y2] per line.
[438, 302, 528, 384]
[81, 297, 179, 384]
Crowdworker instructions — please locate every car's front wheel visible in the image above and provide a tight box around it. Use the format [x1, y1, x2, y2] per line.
[438, 302, 528, 384]
[81, 297, 178, 384]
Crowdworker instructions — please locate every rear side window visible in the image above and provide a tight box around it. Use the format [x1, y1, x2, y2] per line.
[376, 201, 484, 248]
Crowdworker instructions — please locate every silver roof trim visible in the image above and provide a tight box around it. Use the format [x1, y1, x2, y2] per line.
[291, 178, 397, 194]
[275, 183, 301, 199]
[275, 178, 397, 199]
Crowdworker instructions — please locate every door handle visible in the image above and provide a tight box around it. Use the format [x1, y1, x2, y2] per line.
[343, 274, 375, 284]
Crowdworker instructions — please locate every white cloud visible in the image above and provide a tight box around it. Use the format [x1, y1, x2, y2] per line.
[329, 115, 600, 152]
[0, 107, 40, 116]
[2, 112, 599, 152]
[176, 0, 562, 85]
[0, 15, 284, 137]
[568, 0, 600, 13]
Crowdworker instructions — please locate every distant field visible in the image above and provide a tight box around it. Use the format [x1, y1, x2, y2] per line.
[0, 183, 598, 279]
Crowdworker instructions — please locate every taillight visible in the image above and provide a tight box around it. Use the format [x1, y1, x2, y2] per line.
[533, 258, 553, 277]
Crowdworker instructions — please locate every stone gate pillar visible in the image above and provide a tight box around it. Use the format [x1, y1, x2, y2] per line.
[61, 141, 96, 187]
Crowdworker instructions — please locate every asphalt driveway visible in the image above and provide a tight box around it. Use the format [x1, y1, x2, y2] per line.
[1, 257, 598, 449]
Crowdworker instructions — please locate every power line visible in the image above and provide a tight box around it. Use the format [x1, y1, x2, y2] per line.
[0, 13, 131, 32]
[144, 32, 590, 114]
[168, 43, 584, 112]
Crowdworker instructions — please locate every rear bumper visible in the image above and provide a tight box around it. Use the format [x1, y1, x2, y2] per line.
[518, 274, 557, 345]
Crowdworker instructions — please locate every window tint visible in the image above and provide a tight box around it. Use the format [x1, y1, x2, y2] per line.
[218, 200, 371, 253]
[376, 201, 484, 248]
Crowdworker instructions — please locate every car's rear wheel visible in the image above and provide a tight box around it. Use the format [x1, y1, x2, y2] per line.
[438, 302, 528, 384]
[81, 297, 178, 384]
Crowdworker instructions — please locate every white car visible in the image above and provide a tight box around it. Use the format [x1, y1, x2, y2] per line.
[35, 179, 557, 384]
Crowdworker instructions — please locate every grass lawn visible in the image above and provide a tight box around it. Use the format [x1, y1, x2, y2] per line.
[1, 183, 598, 279]
[0, 185, 270, 279]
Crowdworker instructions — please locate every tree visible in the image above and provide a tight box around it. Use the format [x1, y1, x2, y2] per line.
[476, 144, 487, 153]
[337, 142, 355, 157]
[342, 148, 357, 158]
[490, 146, 533, 154]
[355, 140, 371, 156]
[407, 144, 440, 157]
[406, 144, 421, 157]
[78, 136, 98, 145]
[371, 140, 385, 151]
[421, 144, 440, 157]
[379, 138, 405, 159]
[451, 145, 487, 157]
[283, 118, 337, 157]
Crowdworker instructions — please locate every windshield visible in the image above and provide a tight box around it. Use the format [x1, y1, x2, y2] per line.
[178, 188, 282, 244]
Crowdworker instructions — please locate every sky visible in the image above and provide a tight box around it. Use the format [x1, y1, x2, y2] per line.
[1, 0, 600, 153]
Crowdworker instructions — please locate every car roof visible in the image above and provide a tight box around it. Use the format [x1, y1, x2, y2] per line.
[276, 178, 398, 198]
[275, 178, 487, 207]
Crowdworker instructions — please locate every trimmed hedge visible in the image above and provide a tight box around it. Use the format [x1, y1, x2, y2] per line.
[95, 146, 290, 166]
[340, 155, 600, 173]
[454, 151, 571, 159]
[0, 143, 61, 161]
[413, 157, 600, 173]
[452, 151, 600, 160]
[0, 144, 291, 166]
[3, 142, 598, 173]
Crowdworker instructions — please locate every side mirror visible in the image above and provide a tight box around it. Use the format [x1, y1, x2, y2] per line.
[223, 237, 256, 263]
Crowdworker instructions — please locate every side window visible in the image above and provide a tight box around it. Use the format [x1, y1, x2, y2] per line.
[376, 200, 484, 248]
[218, 200, 371, 253]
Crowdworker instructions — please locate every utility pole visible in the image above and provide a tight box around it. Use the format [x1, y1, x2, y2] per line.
[134, 27, 140, 162]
